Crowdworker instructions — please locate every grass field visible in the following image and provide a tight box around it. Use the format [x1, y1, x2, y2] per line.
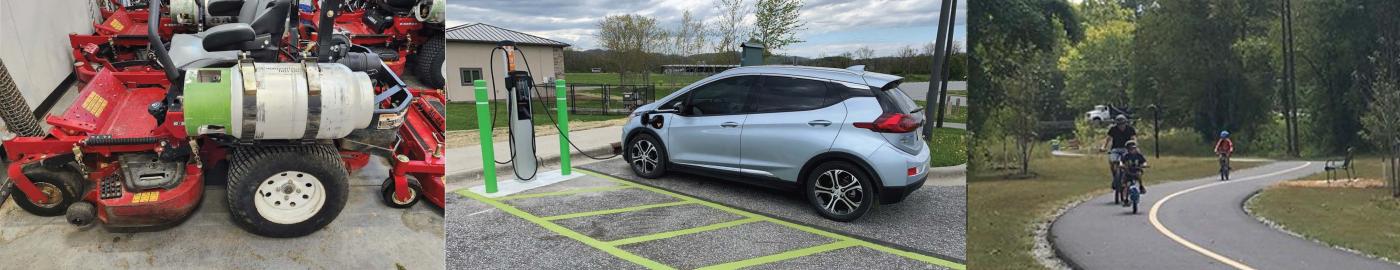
[929, 128, 968, 167]
[448, 101, 626, 131]
[914, 100, 968, 123]
[967, 153, 1265, 269]
[1249, 158, 1399, 262]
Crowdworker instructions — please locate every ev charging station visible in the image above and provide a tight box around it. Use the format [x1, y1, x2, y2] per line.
[470, 41, 583, 197]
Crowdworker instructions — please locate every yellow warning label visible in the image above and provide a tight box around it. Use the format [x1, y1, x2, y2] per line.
[82, 93, 108, 117]
[109, 20, 125, 31]
[131, 191, 160, 203]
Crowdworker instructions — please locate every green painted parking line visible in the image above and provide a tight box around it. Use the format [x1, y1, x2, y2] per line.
[578, 169, 967, 270]
[541, 201, 695, 221]
[457, 190, 675, 270]
[607, 217, 763, 246]
[495, 185, 636, 201]
[694, 241, 859, 270]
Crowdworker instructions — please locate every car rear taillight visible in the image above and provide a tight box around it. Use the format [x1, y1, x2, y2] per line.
[907, 167, 918, 176]
[853, 113, 922, 133]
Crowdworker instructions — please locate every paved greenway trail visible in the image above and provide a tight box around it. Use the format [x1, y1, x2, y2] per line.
[1051, 161, 1398, 270]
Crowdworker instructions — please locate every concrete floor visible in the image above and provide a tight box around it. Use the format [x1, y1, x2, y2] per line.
[0, 153, 445, 269]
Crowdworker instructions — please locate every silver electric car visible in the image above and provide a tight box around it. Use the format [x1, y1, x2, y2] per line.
[621, 65, 930, 221]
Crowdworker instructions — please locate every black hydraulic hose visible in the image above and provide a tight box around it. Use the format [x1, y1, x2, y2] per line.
[515, 47, 620, 161]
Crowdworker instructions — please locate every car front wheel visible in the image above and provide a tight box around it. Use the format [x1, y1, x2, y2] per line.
[627, 133, 667, 178]
[806, 161, 876, 222]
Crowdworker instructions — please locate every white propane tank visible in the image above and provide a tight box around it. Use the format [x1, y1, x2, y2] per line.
[169, 0, 201, 26]
[227, 62, 375, 140]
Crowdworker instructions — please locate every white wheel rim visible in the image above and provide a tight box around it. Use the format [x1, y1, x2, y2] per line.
[814, 169, 864, 215]
[34, 183, 63, 208]
[630, 140, 659, 173]
[393, 186, 417, 205]
[254, 171, 327, 224]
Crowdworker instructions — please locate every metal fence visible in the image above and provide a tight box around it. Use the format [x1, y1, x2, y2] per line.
[561, 84, 658, 115]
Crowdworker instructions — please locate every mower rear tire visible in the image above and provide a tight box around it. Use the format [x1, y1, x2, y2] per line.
[379, 175, 422, 208]
[227, 145, 349, 238]
[414, 35, 445, 89]
[12, 167, 82, 217]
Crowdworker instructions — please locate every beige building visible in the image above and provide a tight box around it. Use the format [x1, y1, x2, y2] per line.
[445, 23, 569, 101]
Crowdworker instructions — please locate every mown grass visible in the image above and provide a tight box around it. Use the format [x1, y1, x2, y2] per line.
[448, 101, 625, 131]
[928, 128, 968, 167]
[967, 154, 1265, 269]
[1249, 158, 1399, 262]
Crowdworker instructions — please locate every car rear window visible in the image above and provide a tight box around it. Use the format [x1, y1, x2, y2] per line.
[877, 85, 920, 113]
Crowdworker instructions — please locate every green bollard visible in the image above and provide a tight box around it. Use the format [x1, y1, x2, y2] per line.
[474, 80, 497, 193]
[556, 79, 570, 175]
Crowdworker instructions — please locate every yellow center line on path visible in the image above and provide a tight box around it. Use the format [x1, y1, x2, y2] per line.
[1147, 162, 1313, 270]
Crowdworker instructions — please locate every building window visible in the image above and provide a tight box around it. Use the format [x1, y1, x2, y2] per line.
[460, 68, 483, 86]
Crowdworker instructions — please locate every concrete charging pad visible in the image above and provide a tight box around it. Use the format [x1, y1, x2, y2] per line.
[468, 169, 586, 198]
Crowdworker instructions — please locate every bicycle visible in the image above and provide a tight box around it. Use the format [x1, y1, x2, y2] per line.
[1121, 164, 1148, 214]
[1218, 153, 1231, 181]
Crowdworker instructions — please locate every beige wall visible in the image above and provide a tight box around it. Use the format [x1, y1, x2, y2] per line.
[445, 42, 564, 102]
[1, 0, 99, 109]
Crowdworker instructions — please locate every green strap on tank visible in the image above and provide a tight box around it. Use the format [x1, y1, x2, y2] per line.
[183, 68, 233, 135]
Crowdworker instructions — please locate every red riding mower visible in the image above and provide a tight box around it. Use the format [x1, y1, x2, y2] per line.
[295, 0, 446, 89]
[2, 0, 440, 237]
[70, 0, 302, 82]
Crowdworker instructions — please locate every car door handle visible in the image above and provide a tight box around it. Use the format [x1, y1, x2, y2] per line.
[721, 122, 740, 128]
[808, 120, 832, 127]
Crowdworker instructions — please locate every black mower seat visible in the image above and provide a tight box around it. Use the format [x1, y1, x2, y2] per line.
[169, 24, 251, 69]
[168, 0, 291, 69]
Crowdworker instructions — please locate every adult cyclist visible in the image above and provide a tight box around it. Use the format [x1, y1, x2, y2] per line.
[1215, 131, 1234, 180]
[1100, 115, 1136, 203]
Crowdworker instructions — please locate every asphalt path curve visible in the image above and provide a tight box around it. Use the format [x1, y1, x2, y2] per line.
[1051, 161, 1398, 270]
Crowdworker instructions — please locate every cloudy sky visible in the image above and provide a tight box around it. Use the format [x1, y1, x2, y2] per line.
[447, 0, 965, 58]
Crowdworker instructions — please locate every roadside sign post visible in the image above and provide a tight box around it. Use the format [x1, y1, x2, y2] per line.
[474, 80, 497, 193]
[557, 79, 571, 175]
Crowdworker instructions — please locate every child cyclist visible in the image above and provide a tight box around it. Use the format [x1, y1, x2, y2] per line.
[1215, 131, 1234, 180]
[1120, 141, 1148, 207]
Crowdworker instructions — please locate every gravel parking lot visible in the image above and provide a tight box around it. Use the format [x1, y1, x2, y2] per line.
[447, 158, 966, 269]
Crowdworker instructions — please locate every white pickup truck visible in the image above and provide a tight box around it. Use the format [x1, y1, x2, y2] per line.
[1086, 105, 1112, 124]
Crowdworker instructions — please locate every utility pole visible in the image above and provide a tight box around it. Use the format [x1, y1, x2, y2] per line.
[1280, 0, 1299, 157]
[924, 0, 955, 135]
[934, 0, 959, 129]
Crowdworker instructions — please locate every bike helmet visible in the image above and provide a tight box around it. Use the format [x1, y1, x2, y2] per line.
[1126, 140, 1139, 149]
[1115, 115, 1128, 124]
[1220, 131, 1230, 138]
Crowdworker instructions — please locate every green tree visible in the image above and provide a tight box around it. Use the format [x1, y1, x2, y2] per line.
[1294, 0, 1400, 154]
[595, 14, 668, 83]
[1063, 0, 1135, 111]
[750, 0, 806, 53]
[1130, 0, 1276, 142]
